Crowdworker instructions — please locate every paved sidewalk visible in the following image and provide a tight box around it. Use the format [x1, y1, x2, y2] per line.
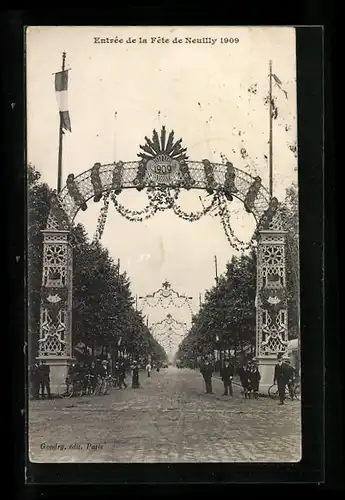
[29, 367, 301, 463]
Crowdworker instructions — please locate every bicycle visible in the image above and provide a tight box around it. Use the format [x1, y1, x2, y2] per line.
[106, 374, 118, 389]
[58, 378, 83, 398]
[268, 381, 300, 401]
[92, 376, 109, 396]
[293, 381, 301, 401]
[84, 374, 97, 395]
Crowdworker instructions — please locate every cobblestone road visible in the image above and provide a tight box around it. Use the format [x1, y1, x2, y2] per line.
[29, 367, 301, 463]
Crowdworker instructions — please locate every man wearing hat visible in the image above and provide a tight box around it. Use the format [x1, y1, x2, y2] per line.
[283, 358, 296, 400]
[38, 361, 51, 399]
[200, 356, 214, 394]
[274, 353, 288, 405]
[220, 357, 235, 396]
[249, 362, 261, 399]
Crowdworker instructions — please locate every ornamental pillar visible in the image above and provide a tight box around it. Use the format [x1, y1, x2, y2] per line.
[255, 216, 289, 393]
[37, 229, 74, 394]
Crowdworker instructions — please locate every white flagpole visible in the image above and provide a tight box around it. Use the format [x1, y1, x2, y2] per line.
[57, 52, 66, 193]
[269, 60, 273, 200]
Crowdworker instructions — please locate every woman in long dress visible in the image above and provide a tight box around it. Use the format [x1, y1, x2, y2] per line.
[131, 360, 140, 388]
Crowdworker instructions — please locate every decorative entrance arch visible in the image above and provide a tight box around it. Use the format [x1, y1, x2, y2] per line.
[38, 127, 288, 392]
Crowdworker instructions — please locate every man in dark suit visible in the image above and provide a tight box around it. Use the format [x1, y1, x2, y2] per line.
[238, 362, 251, 398]
[274, 354, 288, 405]
[220, 358, 235, 396]
[119, 361, 127, 389]
[283, 359, 296, 400]
[200, 357, 214, 394]
[29, 362, 40, 399]
[39, 362, 51, 399]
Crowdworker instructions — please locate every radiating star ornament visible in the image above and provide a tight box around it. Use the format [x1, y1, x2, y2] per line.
[162, 281, 171, 289]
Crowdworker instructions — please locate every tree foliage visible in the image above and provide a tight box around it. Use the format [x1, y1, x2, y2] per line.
[280, 182, 299, 339]
[178, 183, 300, 363]
[178, 251, 256, 363]
[27, 164, 167, 363]
[27, 165, 52, 362]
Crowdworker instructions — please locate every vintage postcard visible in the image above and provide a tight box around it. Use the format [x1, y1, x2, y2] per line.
[27, 26, 301, 464]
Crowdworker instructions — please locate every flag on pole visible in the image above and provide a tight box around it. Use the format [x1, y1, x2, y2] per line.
[272, 74, 288, 99]
[55, 70, 72, 132]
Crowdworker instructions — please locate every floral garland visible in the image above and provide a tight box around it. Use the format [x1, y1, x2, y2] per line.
[110, 185, 218, 223]
[110, 190, 158, 222]
[93, 191, 110, 241]
[147, 186, 176, 212]
[217, 192, 256, 252]
[92, 186, 256, 253]
[173, 194, 218, 221]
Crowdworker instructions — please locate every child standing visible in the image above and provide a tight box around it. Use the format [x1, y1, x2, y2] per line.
[146, 362, 152, 378]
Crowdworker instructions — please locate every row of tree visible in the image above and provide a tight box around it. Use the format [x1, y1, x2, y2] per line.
[177, 183, 299, 365]
[28, 164, 167, 364]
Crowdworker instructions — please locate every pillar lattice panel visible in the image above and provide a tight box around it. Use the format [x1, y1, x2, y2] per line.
[38, 231, 73, 358]
[256, 214, 288, 358]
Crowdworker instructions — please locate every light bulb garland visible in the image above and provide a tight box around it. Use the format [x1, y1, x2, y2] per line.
[153, 329, 185, 341]
[138, 281, 194, 315]
[151, 314, 187, 343]
[151, 324, 185, 351]
[151, 313, 188, 331]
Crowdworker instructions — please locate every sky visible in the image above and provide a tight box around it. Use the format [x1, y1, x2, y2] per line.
[27, 26, 298, 358]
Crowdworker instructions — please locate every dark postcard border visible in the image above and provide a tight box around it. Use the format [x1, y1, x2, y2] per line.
[4, 17, 330, 489]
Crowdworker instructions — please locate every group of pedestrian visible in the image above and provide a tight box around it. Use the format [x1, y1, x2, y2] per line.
[199, 356, 263, 399]
[200, 354, 297, 404]
[29, 360, 51, 399]
[66, 359, 111, 395]
[238, 361, 261, 399]
[113, 359, 156, 390]
[113, 361, 128, 389]
[30, 356, 162, 398]
[129, 360, 160, 388]
[200, 356, 236, 396]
